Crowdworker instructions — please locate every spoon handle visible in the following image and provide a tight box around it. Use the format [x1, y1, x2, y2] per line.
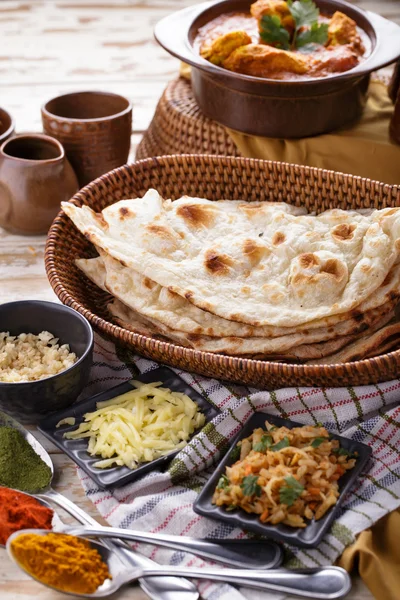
[40, 489, 199, 600]
[143, 565, 351, 599]
[70, 526, 283, 569]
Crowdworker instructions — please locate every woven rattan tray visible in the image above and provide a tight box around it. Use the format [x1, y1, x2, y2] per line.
[135, 77, 240, 160]
[45, 155, 400, 389]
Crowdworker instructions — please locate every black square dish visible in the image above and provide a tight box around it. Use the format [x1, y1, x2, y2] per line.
[193, 412, 372, 548]
[39, 366, 219, 488]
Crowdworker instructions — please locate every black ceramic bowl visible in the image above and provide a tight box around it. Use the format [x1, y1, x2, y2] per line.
[0, 300, 93, 421]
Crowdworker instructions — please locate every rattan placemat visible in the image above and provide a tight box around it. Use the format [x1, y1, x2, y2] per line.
[135, 77, 240, 160]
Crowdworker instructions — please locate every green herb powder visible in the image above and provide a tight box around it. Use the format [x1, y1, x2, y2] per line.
[0, 426, 52, 492]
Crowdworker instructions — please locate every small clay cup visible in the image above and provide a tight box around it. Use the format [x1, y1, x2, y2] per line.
[0, 107, 15, 145]
[41, 91, 132, 187]
[0, 133, 79, 235]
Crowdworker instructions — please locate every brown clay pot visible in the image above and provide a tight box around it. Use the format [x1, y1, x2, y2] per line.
[0, 107, 15, 145]
[41, 91, 132, 187]
[389, 59, 400, 145]
[155, 0, 400, 138]
[0, 133, 79, 235]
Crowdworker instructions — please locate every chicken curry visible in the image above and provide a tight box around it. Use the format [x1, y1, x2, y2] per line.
[195, 0, 369, 80]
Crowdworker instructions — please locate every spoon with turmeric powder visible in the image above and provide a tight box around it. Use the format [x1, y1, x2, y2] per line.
[8, 530, 352, 599]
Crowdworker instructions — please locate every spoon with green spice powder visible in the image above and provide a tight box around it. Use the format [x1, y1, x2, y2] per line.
[0, 426, 52, 492]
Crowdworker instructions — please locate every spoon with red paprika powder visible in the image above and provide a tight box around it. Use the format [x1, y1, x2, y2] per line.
[0, 488, 55, 547]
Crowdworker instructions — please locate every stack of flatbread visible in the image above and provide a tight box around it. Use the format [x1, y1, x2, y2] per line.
[62, 190, 400, 364]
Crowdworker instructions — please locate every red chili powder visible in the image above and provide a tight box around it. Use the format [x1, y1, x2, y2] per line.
[0, 487, 53, 545]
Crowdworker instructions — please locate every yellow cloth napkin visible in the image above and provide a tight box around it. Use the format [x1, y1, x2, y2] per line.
[227, 80, 400, 185]
[338, 508, 400, 600]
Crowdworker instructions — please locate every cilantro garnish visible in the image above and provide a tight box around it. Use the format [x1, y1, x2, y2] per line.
[279, 476, 305, 506]
[259, 0, 328, 51]
[217, 474, 230, 490]
[311, 437, 327, 448]
[230, 444, 241, 461]
[297, 22, 329, 48]
[241, 475, 262, 497]
[254, 434, 273, 452]
[288, 0, 319, 29]
[260, 15, 291, 50]
[333, 447, 357, 458]
[271, 436, 290, 451]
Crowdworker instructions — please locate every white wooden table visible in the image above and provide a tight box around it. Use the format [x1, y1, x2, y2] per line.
[1, 1, 399, 598]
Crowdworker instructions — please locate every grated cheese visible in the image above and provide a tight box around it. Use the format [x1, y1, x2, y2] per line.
[61, 380, 206, 469]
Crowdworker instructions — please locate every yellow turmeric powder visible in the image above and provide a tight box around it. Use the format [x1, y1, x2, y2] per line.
[10, 532, 111, 594]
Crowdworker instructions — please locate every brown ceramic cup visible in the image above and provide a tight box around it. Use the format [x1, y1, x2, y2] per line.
[0, 107, 15, 145]
[0, 133, 79, 235]
[41, 91, 132, 187]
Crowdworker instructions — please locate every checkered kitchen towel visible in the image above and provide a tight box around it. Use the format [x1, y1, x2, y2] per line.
[78, 333, 400, 600]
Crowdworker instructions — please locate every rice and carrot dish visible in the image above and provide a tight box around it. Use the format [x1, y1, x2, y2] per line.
[212, 421, 357, 528]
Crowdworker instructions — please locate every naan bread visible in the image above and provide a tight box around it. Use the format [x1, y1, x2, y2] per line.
[76, 255, 396, 354]
[63, 191, 400, 326]
[108, 299, 396, 362]
[78, 261, 395, 358]
[309, 320, 400, 364]
[107, 298, 393, 355]
[77, 254, 394, 338]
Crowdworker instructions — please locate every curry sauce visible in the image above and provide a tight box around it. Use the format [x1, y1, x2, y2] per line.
[195, 0, 370, 80]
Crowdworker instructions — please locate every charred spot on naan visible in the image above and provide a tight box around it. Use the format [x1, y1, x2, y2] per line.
[118, 206, 135, 220]
[290, 254, 348, 305]
[143, 223, 182, 253]
[204, 249, 234, 275]
[140, 276, 156, 290]
[91, 212, 109, 230]
[176, 203, 217, 228]
[331, 223, 356, 241]
[294, 254, 347, 282]
[298, 253, 319, 269]
[272, 231, 286, 246]
[322, 258, 347, 280]
[348, 309, 365, 323]
[238, 202, 266, 215]
[242, 239, 270, 267]
[146, 224, 178, 241]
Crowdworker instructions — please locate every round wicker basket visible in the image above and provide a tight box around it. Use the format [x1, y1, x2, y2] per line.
[135, 78, 240, 160]
[45, 154, 400, 389]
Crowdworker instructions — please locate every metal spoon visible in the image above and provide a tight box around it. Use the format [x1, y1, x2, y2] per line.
[0, 410, 198, 600]
[7, 530, 352, 599]
[64, 524, 282, 569]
